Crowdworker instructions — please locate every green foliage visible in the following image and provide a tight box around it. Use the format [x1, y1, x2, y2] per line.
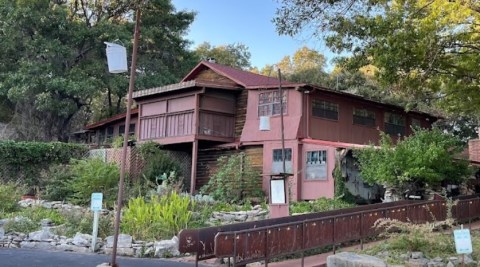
[53, 210, 114, 239]
[0, 0, 196, 141]
[68, 158, 119, 208]
[3, 207, 65, 233]
[194, 42, 251, 69]
[200, 153, 264, 204]
[354, 129, 471, 190]
[274, 0, 480, 116]
[289, 197, 355, 214]
[121, 192, 194, 240]
[0, 141, 87, 186]
[0, 182, 23, 213]
[42, 164, 74, 201]
[139, 142, 182, 185]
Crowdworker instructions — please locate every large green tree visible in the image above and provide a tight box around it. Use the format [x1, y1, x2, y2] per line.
[354, 129, 471, 198]
[0, 0, 195, 141]
[193, 42, 252, 69]
[274, 0, 480, 116]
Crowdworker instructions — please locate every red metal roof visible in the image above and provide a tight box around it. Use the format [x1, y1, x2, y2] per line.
[181, 61, 302, 89]
[85, 109, 138, 130]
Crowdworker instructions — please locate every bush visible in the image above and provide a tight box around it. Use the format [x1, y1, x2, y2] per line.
[0, 182, 23, 213]
[139, 142, 182, 185]
[122, 192, 194, 240]
[0, 141, 87, 186]
[53, 210, 114, 238]
[68, 158, 119, 208]
[289, 197, 355, 214]
[4, 207, 65, 233]
[200, 153, 264, 204]
[42, 164, 74, 201]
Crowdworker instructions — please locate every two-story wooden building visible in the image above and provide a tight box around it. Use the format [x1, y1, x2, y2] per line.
[127, 61, 437, 201]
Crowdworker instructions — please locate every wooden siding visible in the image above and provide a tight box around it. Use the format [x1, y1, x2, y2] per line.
[196, 69, 239, 87]
[199, 111, 235, 137]
[140, 111, 194, 140]
[308, 92, 434, 145]
[235, 90, 247, 138]
[195, 146, 263, 192]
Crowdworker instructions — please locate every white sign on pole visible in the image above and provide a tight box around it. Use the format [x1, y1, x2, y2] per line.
[90, 193, 103, 252]
[270, 179, 286, 204]
[454, 228, 473, 254]
[90, 193, 103, 212]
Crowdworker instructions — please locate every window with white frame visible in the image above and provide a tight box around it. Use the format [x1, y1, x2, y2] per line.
[272, 148, 292, 174]
[258, 90, 287, 117]
[305, 150, 327, 180]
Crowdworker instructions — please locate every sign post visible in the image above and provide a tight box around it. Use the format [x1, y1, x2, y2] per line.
[90, 193, 103, 252]
[454, 225, 472, 267]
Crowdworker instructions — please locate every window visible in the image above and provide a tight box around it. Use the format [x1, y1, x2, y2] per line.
[312, 99, 338, 120]
[305, 150, 327, 180]
[258, 90, 287, 117]
[119, 124, 136, 136]
[384, 112, 405, 136]
[353, 108, 376, 127]
[272, 148, 292, 174]
[106, 126, 114, 140]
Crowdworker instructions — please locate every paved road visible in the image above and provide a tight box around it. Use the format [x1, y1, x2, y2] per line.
[0, 248, 209, 267]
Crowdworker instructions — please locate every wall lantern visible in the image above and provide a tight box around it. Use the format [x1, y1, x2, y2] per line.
[104, 42, 128, 73]
[259, 116, 271, 131]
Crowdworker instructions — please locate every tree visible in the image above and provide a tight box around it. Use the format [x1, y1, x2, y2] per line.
[274, 0, 480, 117]
[0, 0, 195, 141]
[193, 42, 251, 69]
[354, 129, 471, 199]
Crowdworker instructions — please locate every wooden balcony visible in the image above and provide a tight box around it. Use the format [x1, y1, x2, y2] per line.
[139, 110, 235, 142]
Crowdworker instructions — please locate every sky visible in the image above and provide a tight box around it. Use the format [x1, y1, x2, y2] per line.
[171, 0, 338, 70]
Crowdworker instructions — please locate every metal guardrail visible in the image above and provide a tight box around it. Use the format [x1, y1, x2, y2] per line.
[178, 195, 480, 267]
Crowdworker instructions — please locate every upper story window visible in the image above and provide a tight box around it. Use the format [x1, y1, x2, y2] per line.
[353, 108, 376, 127]
[312, 99, 338, 120]
[258, 90, 287, 117]
[384, 112, 405, 136]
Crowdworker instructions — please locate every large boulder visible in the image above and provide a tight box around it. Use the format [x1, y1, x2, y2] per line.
[105, 234, 132, 248]
[327, 252, 387, 267]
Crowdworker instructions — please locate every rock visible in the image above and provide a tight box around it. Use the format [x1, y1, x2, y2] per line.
[56, 244, 75, 252]
[154, 237, 180, 258]
[71, 246, 90, 253]
[446, 262, 454, 267]
[326, 252, 387, 267]
[28, 229, 54, 241]
[427, 261, 446, 267]
[406, 258, 429, 267]
[72, 233, 92, 247]
[104, 247, 135, 257]
[20, 241, 55, 250]
[96, 263, 111, 267]
[40, 219, 53, 227]
[411, 252, 424, 259]
[105, 234, 132, 248]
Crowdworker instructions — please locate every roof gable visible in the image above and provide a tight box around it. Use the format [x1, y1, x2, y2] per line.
[181, 61, 299, 89]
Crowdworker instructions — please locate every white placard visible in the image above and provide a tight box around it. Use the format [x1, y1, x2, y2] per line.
[90, 193, 103, 212]
[270, 179, 286, 204]
[454, 229, 473, 254]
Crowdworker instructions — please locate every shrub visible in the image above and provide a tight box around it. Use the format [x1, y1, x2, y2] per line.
[200, 153, 264, 204]
[290, 197, 355, 214]
[68, 158, 119, 208]
[139, 142, 182, 185]
[0, 182, 23, 213]
[53, 210, 114, 238]
[122, 192, 194, 240]
[4, 207, 65, 233]
[0, 141, 87, 186]
[42, 164, 74, 201]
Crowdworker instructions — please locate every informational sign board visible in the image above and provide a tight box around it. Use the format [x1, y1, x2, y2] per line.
[454, 229, 473, 254]
[90, 193, 103, 212]
[270, 179, 286, 204]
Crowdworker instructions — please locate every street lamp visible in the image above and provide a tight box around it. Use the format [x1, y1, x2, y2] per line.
[104, 5, 142, 267]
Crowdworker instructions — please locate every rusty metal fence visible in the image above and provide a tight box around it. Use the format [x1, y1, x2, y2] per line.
[179, 195, 480, 266]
